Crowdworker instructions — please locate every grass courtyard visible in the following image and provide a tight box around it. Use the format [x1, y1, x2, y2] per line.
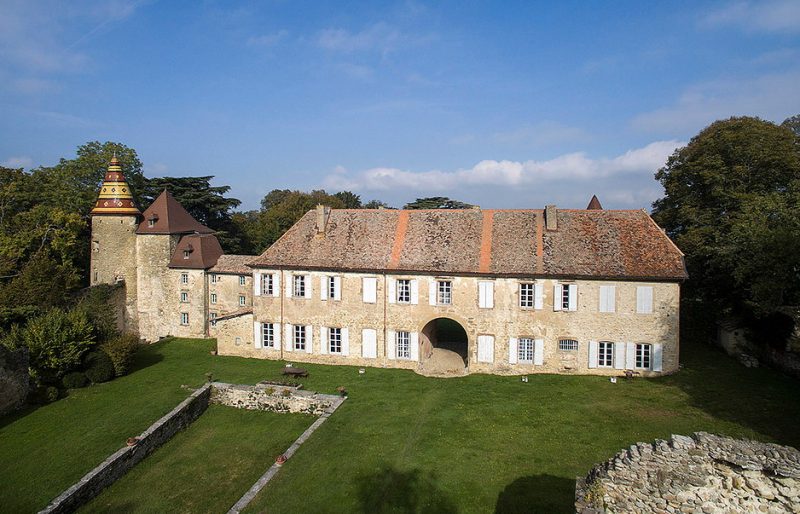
[1, 337, 799, 513]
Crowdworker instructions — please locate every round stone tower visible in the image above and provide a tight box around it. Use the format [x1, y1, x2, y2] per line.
[90, 156, 141, 333]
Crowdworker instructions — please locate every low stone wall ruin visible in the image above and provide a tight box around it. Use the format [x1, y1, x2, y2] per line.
[575, 432, 800, 514]
[210, 381, 342, 416]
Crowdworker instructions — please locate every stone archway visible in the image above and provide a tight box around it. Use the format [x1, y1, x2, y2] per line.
[419, 318, 469, 376]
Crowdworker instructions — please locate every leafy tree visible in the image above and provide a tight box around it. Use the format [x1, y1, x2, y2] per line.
[260, 189, 292, 211]
[403, 197, 475, 209]
[334, 191, 362, 209]
[364, 199, 391, 209]
[652, 116, 800, 325]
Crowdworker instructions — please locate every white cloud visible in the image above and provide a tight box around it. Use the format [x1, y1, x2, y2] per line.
[702, 0, 800, 33]
[316, 22, 409, 54]
[247, 30, 289, 48]
[631, 71, 800, 134]
[323, 140, 684, 193]
[1, 156, 33, 169]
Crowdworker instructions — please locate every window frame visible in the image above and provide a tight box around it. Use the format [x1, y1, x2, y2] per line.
[558, 339, 578, 351]
[210, 273, 218, 284]
[293, 325, 306, 351]
[518, 338, 534, 364]
[180, 291, 189, 303]
[238, 295, 246, 306]
[293, 275, 306, 298]
[396, 279, 411, 303]
[180, 312, 189, 326]
[261, 274, 273, 296]
[561, 285, 571, 310]
[262, 323, 274, 348]
[598, 341, 614, 368]
[519, 282, 535, 308]
[396, 331, 410, 359]
[635, 343, 652, 370]
[437, 280, 452, 305]
[181, 273, 189, 285]
[210, 293, 217, 304]
[328, 276, 337, 301]
[329, 327, 342, 353]
[239, 275, 246, 286]
[209, 312, 217, 327]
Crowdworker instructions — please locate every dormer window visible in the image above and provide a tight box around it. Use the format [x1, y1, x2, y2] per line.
[147, 214, 159, 228]
[183, 250, 190, 259]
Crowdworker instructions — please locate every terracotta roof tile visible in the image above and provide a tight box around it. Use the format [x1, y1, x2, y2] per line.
[209, 255, 257, 274]
[137, 190, 214, 235]
[168, 233, 223, 269]
[250, 208, 687, 281]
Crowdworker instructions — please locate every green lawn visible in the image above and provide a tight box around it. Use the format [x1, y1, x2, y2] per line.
[81, 405, 311, 513]
[1, 337, 798, 513]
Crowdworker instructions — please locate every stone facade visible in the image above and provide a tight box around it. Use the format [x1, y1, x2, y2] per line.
[216, 269, 679, 376]
[575, 432, 800, 514]
[90, 215, 140, 330]
[208, 272, 252, 337]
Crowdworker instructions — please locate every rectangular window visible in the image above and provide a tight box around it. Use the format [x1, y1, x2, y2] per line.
[396, 331, 410, 358]
[397, 279, 411, 303]
[239, 275, 246, 286]
[329, 327, 342, 353]
[239, 295, 246, 306]
[437, 280, 452, 305]
[180, 291, 189, 303]
[181, 273, 189, 285]
[519, 283, 534, 308]
[180, 312, 189, 326]
[598, 342, 614, 367]
[209, 312, 217, 327]
[211, 274, 218, 284]
[293, 275, 306, 298]
[293, 325, 306, 351]
[518, 338, 534, 363]
[262, 323, 274, 348]
[210, 293, 217, 304]
[262, 274, 273, 296]
[635, 343, 652, 369]
[327, 276, 338, 300]
[183, 250, 190, 259]
[559, 339, 578, 351]
[148, 219, 156, 228]
[561, 285, 571, 310]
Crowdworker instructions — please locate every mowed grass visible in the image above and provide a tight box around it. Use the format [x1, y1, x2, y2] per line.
[1, 337, 799, 513]
[81, 405, 311, 513]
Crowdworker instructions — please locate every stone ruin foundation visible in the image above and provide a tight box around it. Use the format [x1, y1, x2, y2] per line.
[575, 432, 800, 514]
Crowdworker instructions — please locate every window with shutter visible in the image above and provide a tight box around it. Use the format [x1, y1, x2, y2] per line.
[363, 277, 377, 303]
[637, 286, 653, 314]
[598, 341, 613, 367]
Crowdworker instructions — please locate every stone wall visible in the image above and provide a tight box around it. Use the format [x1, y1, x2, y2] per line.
[210, 382, 341, 416]
[230, 268, 680, 376]
[208, 272, 252, 337]
[0, 345, 28, 416]
[39, 383, 212, 514]
[575, 432, 800, 514]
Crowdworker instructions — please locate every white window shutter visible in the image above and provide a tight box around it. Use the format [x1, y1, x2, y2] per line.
[588, 340, 598, 368]
[387, 330, 396, 359]
[333, 276, 342, 300]
[388, 278, 396, 304]
[304, 278, 312, 299]
[284, 324, 293, 351]
[625, 342, 635, 369]
[254, 273, 262, 296]
[478, 282, 487, 308]
[637, 286, 653, 314]
[410, 280, 419, 305]
[477, 335, 494, 363]
[320, 276, 328, 300]
[653, 344, 663, 372]
[553, 284, 563, 311]
[254, 322, 262, 349]
[409, 332, 419, 361]
[614, 342, 625, 369]
[477, 281, 494, 309]
[533, 339, 544, 365]
[305, 325, 313, 353]
[508, 338, 518, 364]
[272, 273, 280, 297]
[363, 277, 377, 304]
[429, 280, 437, 306]
[342, 328, 349, 356]
[274, 323, 281, 349]
[285, 275, 293, 298]
[534, 282, 543, 310]
[599, 286, 609, 312]
[568, 284, 578, 311]
[362, 329, 377, 358]
[608, 286, 616, 312]
[320, 326, 328, 354]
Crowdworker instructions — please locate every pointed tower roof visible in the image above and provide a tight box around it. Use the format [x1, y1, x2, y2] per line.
[90, 156, 141, 216]
[586, 195, 603, 210]
[136, 190, 214, 235]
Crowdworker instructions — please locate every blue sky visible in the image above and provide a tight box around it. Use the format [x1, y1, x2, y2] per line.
[1, 0, 798, 210]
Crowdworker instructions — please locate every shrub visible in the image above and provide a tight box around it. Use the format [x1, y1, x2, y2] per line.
[29, 385, 60, 404]
[100, 333, 140, 376]
[62, 371, 88, 389]
[76, 284, 121, 343]
[84, 351, 115, 383]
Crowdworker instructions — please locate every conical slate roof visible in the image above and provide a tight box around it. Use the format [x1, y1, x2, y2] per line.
[90, 156, 141, 216]
[136, 190, 214, 235]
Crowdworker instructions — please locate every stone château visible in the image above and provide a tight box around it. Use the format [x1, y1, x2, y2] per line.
[91, 157, 687, 376]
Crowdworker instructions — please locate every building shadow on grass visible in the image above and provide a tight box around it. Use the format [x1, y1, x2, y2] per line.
[356, 464, 457, 513]
[495, 475, 575, 514]
[127, 346, 164, 374]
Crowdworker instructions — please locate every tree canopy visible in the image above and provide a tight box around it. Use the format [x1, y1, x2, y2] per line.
[652, 116, 800, 323]
[403, 197, 475, 209]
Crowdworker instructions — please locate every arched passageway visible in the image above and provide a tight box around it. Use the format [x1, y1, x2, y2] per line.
[419, 318, 469, 374]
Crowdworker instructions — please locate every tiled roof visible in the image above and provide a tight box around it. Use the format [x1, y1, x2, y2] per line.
[136, 190, 214, 235]
[168, 233, 223, 269]
[250, 208, 687, 281]
[210, 255, 256, 274]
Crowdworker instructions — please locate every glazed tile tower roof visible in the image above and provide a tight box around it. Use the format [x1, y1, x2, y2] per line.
[90, 156, 141, 216]
[136, 190, 214, 235]
[168, 233, 224, 269]
[209, 255, 256, 274]
[250, 206, 687, 281]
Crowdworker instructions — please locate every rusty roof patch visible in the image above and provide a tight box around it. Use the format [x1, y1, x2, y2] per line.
[210, 254, 256, 274]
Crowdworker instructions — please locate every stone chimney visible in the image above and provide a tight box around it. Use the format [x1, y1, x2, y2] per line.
[316, 204, 331, 236]
[545, 204, 558, 231]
